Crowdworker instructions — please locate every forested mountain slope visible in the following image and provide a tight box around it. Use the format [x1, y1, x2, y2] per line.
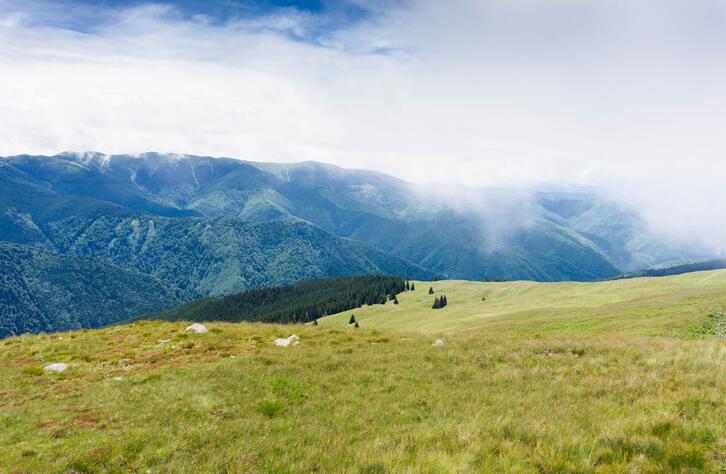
[42, 216, 435, 299]
[0, 243, 180, 338]
[2, 152, 706, 281]
[0, 156, 434, 336]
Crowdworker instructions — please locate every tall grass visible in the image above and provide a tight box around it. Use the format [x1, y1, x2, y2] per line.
[1, 318, 724, 472]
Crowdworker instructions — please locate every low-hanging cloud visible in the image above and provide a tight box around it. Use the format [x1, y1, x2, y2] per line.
[1, 0, 725, 252]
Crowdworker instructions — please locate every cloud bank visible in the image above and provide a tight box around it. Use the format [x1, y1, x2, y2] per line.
[1, 0, 726, 251]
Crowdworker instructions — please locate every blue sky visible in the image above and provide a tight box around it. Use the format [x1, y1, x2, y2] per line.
[1, 0, 378, 39]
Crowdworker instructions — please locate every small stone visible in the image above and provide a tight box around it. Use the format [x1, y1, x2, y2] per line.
[273, 335, 300, 347]
[43, 363, 68, 373]
[185, 323, 208, 334]
[432, 339, 444, 346]
[112, 376, 124, 381]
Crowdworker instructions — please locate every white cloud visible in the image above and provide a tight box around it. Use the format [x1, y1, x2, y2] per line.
[1, 0, 726, 249]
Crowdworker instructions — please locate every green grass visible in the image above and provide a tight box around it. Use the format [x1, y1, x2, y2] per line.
[0, 272, 725, 472]
[321, 271, 726, 337]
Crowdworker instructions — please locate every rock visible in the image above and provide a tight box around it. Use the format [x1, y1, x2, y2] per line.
[112, 376, 124, 381]
[185, 323, 208, 334]
[273, 335, 300, 347]
[432, 339, 444, 346]
[43, 363, 68, 373]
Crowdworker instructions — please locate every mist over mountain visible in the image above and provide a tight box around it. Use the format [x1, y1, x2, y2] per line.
[1, 152, 707, 285]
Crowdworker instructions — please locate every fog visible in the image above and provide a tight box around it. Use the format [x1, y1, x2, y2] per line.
[0, 0, 725, 252]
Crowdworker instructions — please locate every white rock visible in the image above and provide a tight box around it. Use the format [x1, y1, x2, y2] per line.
[432, 339, 444, 346]
[185, 323, 208, 334]
[43, 363, 68, 373]
[112, 376, 124, 382]
[273, 335, 300, 347]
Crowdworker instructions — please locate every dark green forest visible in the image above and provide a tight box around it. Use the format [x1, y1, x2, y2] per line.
[0, 243, 180, 338]
[155, 275, 406, 324]
[617, 259, 726, 279]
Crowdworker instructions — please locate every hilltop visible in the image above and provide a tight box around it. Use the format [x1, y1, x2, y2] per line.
[0, 272, 724, 472]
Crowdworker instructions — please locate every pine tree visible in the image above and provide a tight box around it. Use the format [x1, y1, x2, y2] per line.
[349, 314, 356, 324]
[393, 297, 399, 305]
[354, 321, 360, 328]
[442, 295, 447, 307]
[432, 296, 441, 309]
[428, 287, 434, 295]
[410, 283, 415, 291]
[312, 319, 318, 326]
[405, 281, 410, 291]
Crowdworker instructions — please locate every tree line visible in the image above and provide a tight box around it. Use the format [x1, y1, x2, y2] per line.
[155, 275, 407, 324]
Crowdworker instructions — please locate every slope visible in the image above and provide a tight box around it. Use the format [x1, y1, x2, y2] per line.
[43, 215, 436, 299]
[0, 243, 180, 337]
[320, 270, 726, 336]
[3, 152, 703, 281]
[0, 156, 436, 301]
[0, 275, 723, 472]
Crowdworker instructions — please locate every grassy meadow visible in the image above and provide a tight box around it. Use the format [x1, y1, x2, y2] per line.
[1, 272, 725, 472]
[322, 271, 726, 337]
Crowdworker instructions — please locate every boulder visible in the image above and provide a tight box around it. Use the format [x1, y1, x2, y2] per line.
[43, 363, 68, 373]
[185, 323, 208, 334]
[273, 335, 300, 347]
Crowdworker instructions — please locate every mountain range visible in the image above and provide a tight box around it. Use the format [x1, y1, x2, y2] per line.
[0, 152, 708, 335]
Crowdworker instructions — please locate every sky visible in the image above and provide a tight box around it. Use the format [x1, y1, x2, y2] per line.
[1, 0, 726, 247]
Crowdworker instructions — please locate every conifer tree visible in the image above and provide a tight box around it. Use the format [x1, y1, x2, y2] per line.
[354, 321, 360, 328]
[393, 297, 399, 305]
[429, 286, 434, 295]
[432, 296, 441, 309]
[349, 314, 356, 324]
[405, 281, 410, 291]
[312, 319, 318, 326]
[411, 282, 415, 291]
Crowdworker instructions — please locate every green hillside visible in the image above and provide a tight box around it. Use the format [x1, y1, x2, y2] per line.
[0, 273, 724, 472]
[44, 216, 436, 299]
[3, 153, 707, 281]
[0, 243, 180, 338]
[319, 271, 726, 336]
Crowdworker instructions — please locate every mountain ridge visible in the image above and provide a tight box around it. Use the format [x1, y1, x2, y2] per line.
[3, 152, 704, 282]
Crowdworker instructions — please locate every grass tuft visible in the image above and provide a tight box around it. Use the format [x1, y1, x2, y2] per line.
[256, 400, 282, 418]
